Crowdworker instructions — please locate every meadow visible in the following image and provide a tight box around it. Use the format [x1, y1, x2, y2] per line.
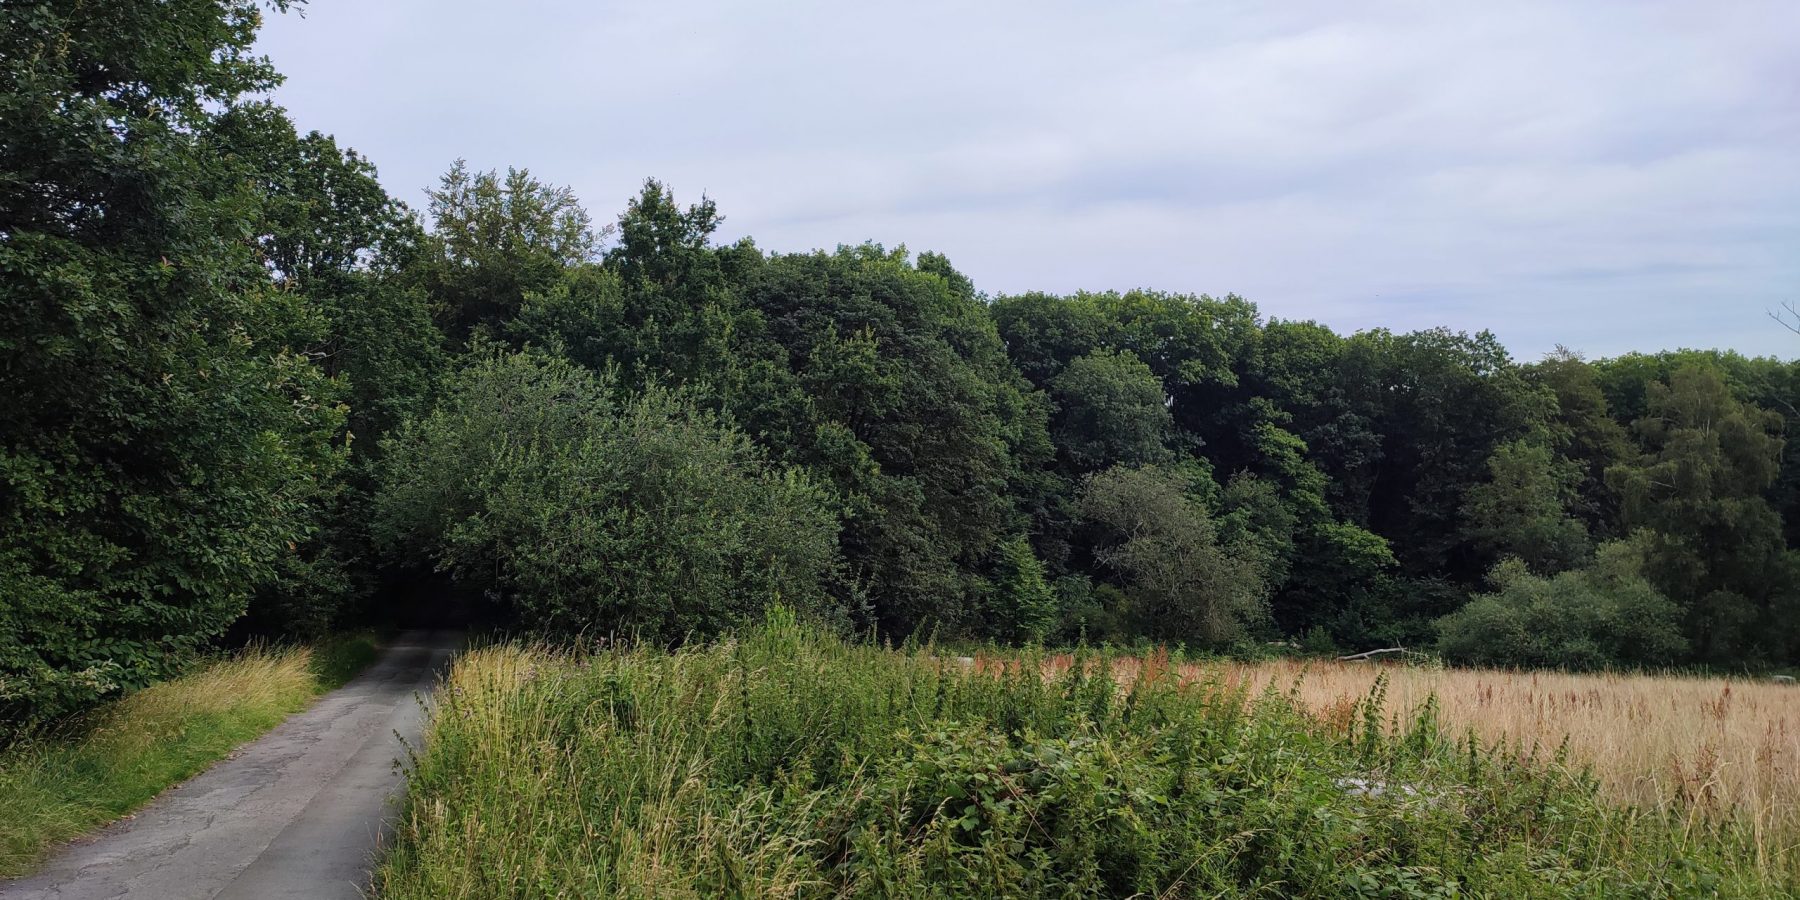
[1131, 655, 1800, 875]
[376, 615, 1794, 898]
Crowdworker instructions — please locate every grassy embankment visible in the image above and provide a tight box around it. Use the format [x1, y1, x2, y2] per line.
[377, 614, 1793, 898]
[0, 633, 380, 877]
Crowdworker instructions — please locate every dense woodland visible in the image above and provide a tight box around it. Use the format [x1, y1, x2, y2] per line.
[5, 1, 1799, 725]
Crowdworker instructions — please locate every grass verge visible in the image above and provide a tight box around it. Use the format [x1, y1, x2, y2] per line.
[377, 613, 1792, 898]
[0, 631, 380, 877]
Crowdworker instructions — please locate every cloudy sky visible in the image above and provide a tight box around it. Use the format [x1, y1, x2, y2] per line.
[255, 0, 1800, 361]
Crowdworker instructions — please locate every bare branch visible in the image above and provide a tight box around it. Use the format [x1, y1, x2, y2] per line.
[1769, 300, 1800, 336]
[1337, 647, 1408, 661]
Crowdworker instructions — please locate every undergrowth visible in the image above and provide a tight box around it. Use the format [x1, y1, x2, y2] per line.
[0, 631, 381, 877]
[377, 613, 1788, 898]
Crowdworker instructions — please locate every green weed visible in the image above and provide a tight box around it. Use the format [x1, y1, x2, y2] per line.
[378, 614, 1790, 898]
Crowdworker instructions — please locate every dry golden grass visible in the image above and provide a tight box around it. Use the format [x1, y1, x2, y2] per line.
[1018, 651, 1800, 870]
[73, 647, 319, 757]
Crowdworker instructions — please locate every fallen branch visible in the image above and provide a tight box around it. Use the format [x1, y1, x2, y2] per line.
[1337, 647, 1407, 661]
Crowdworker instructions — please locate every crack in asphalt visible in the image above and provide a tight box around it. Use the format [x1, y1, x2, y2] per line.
[1, 631, 458, 900]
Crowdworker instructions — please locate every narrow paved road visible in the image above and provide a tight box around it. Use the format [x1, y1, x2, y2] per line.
[1, 631, 459, 900]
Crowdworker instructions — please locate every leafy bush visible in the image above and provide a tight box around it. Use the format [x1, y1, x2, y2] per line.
[374, 351, 841, 640]
[1437, 539, 1688, 670]
[1301, 624, 1340, 656]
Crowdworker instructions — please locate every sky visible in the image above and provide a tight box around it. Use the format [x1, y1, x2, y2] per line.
[254, 0, 1800, 361]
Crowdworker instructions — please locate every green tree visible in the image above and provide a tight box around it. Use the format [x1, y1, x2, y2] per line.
[987, 537, 1058, 643]
[496, 186, 1053, 640]
[206, 103, 445, 635]
[421, 162, 601, 342]
[597, 178, 762, 383]
[607, 179, 731, 292]
[732, 245, 1051, 636]
[1281, 522, 1405, 648]
[1249, 320, 1382, 519]
[211, 105, 442, 435]
[1, 0, 350, 721]
[373, 352, 841, 641]
[506, 264, 628, 371]
[988, 292, 1110, 387]
[1216, 472, 1299, 592]
[1078, 466, 1268, 647]
[1049, 349, 1171, 469]
[993, 289, 1260, 469]
[1606, 365, 1791, 663]
[1527, 349, 1634, 536]
[1243, 324, 1538, 642]
[1461, 439, 1591, 574]
[1333, 329, 1545, 581]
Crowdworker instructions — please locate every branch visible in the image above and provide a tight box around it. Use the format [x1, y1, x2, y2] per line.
[1337, 647, 1407, 661]
[1770, 301, 1800, 336]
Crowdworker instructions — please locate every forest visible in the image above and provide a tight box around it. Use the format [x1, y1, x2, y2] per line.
[5, 0, 1800, 728]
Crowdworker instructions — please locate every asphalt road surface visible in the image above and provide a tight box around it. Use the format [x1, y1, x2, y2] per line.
[1, 631, 459, 900]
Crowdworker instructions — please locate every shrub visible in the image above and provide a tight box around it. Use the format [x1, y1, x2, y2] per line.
[374, 351, 841, 640]
[1437, 539, 1687, 670]
[1301, 624, 1340, 656]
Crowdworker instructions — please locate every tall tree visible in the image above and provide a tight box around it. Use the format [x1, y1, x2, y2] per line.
[0, 0, 345, 721]
[1461, 439, 1592, 575]
[1049, 349, 1171, 469]
[1329, 329, 1544, 586]
[1079, 465, 1268, 647]
[736, 246, 1050, 634]
[206, 103, 445, 634]
[1607, 365, 1791, 662]
[422, 161, 600, 342]
[1525, 350, 1634, 537]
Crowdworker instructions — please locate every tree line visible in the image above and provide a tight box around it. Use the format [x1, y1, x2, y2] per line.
[4, 1, 1797, 724]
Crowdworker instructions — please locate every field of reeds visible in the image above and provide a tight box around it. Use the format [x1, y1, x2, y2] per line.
[377, 613, 1795, 898]
[0, 633, 380, 877]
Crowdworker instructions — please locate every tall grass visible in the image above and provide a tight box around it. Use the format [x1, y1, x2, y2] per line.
[378, 615, 1791, 898]
[1263, 661, 1800, 873]
[0, 633, 380, 877]
[1025, 653, 1800, 878]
